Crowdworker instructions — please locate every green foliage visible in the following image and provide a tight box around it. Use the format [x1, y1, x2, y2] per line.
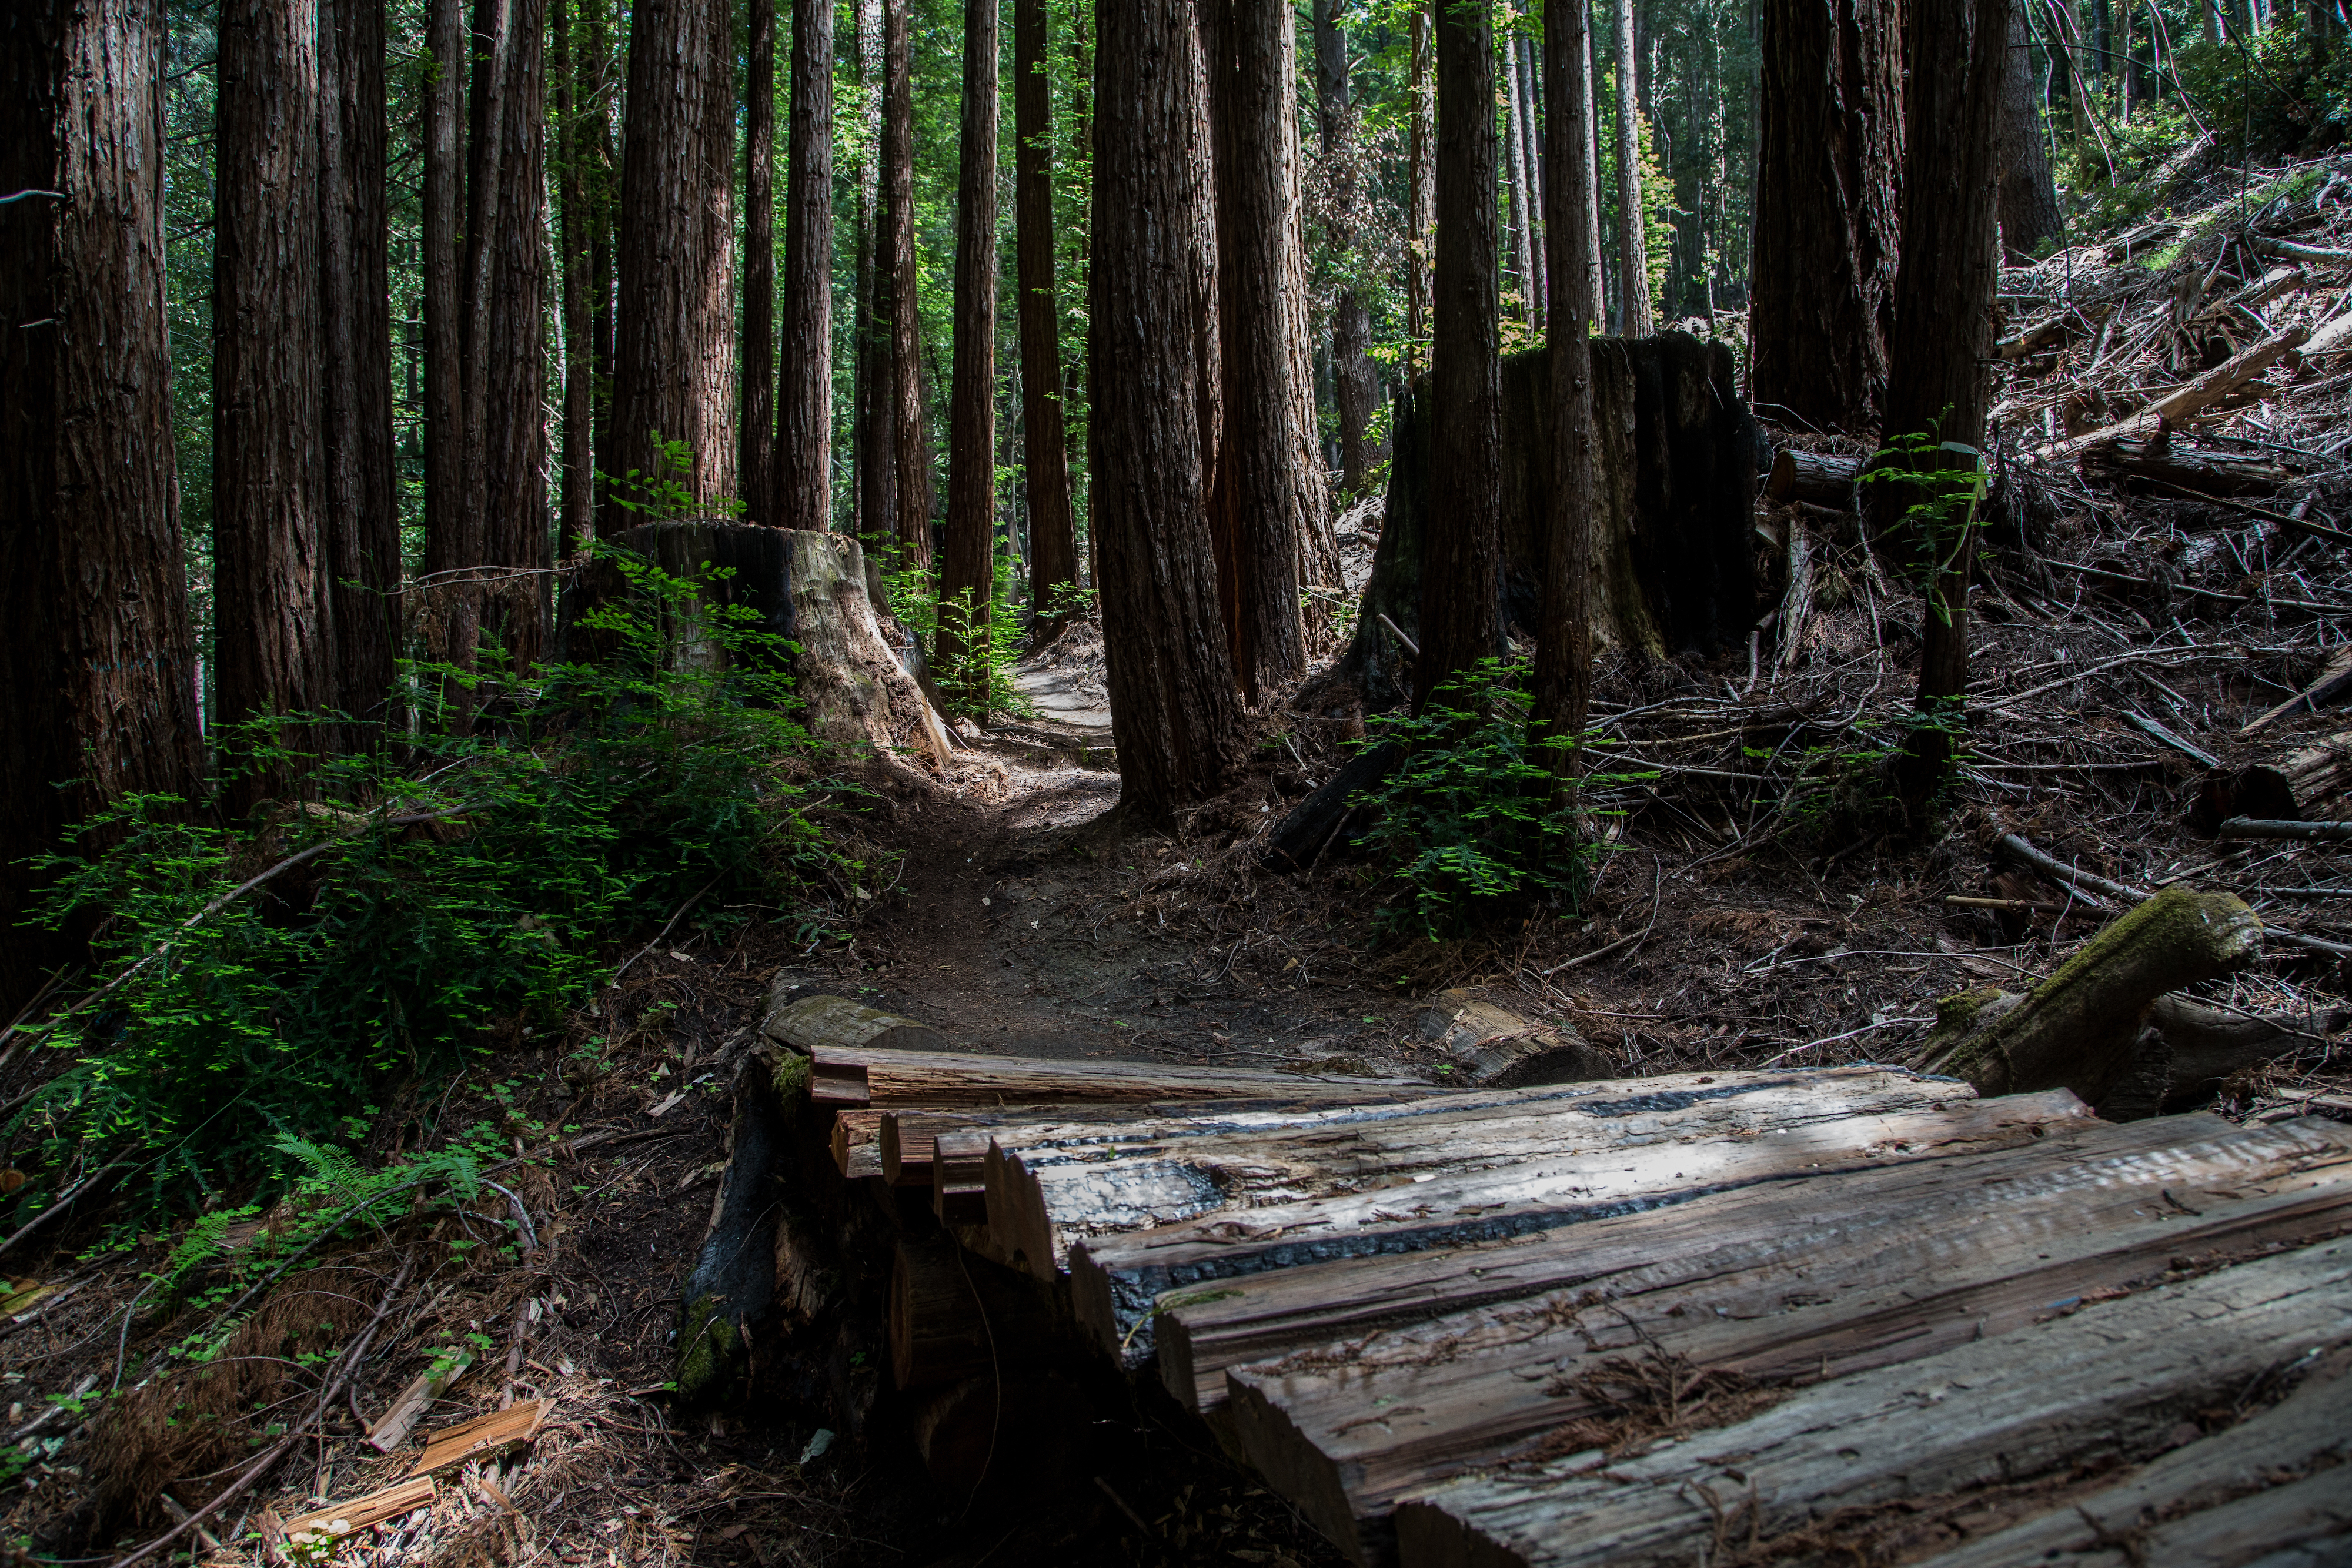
[1859, 422, 1986, 626]
[881, 552, 1034, 720]
[1348, 659, 1629, 941]
[601, 431, 742, 522]
[6, 546, 858, 1209]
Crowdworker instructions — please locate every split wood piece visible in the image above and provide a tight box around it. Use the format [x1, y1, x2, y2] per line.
[1230, 1123, 2352, 1563]
[932, 1129, 989, 1225]
[1067, 1086, 2093, 1366]
[800, 1040, 1429, 1113]
[409, 1399, 549, 1477]
[1916, 885, 2263, 1102]
[2246, 648, 2352, 734]
[2080, 431, 2291, 495]
[888, 1235, 1062, 1390]
[830, 1110, 885, 1180]
[2280, 728, 2352, 813]
[1909, 1346, 2351, 1566]
[991, 1065, 1977, 1287]
[1159, 1111, 2351, 1417]
[2220, 815, 2352, 841]
[1773, 525, 1813, 676]
[1412, 990, 1609, 1087]
[366, 1349, 475, 1453]
[2032, 323, 2311, 462]
[1760, 448, 1857, 506]
[1388, 1236, 2352, 1568]
[763, 989, 947, 1067]
[280, 1477, 437, 1545]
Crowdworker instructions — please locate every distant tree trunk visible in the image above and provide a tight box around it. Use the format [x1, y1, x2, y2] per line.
[1536, 0, 1601, 761]
[774, 0, 833, 530]
[1582, 12, 1608, 322]
[1503, 11, 1535, 323]
[940, 0, 1000, 696]
[1278, 1, 1342, 616]
[585, 0, 616, 523]
[1313, 0, 1378, 496]
[1612, 0, 1655, 336]
[476, 0, 550, 672]
[1093, 0, 1244, 822]
[553, 0, 595, 554]
[319, 0, 397, 724]
[1405, 4, 1432, 376]
[1517, 35, 1547, 326]
[1998, 5, 2063, 262]
[740, 0, 777, 524]
[422, 0, 474, 667]
[609, 0, 734, 510]
[1212, 0, 1307, 702]
[1749, 0, 1902, 432]
[215, 0, 335, 784]
[2115, 0, 2134, 120]
[1016, 0, 1078, 640]
[850, 0, 880, 543]
[1, 0, 204, 1011]
[1883, 0, 2009, 818]
[459, 0, 514, 667]
[877, 0, 927, 568]
[1419, 0, 1502, 711]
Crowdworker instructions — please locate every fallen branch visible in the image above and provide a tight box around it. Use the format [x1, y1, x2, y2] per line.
[2031, 325, 2311, 462]
[2123, 711, 2220, 770]
[2243, 647, 2352, 734]
[2219, 817, 2352, 841]
[1992, 832, 2140, 907]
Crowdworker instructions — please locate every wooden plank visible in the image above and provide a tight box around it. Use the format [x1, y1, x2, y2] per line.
[998, 1065, 1982, 1289]
[1068, 1086, 2090, 1363]
[1908, 1347, 2350, 1566]
[1389, 1238, 2352, 1568]
[933, 1129, 990, 1225]
[280, 1477, 437, 1544]
[365, 1349, 474, 1453]
[1162, 1114, 2352, 1415]
[408, 1399, 549, 1477]
[796, 1042, 1431, 1112]
[1227, 1126, 2352, 1561]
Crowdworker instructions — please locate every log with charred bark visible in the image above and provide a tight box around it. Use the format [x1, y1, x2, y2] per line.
[2081, 432, 2291, 497]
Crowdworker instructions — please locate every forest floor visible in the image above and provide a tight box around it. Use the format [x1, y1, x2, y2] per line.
[9, 149, 2352, 1568]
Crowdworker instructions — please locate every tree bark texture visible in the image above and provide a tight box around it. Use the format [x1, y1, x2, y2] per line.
[1884, 0, 2010, 814]
[1997, 4, 2063, 262]
[215, 0, 335, 770]
[489, 0, 552, 670]
[740, 0, 777, 524]
[0, 0, 203, 1009]
[1015, 0, 1078, 640]
[877, 0, 927, 567]
[1516, 35, 1546, 326]
[1504, 14, 1536, 325]
[1581, 15, 1606, 322]
[940, 0, 1000, 691]
[1213, 0, 1308, 703]
[1312, 0, 1379, 498]
[1275, 1, 1341, 617]
[775, 0, 834, 531]
[1611, 0, 1655, 337]
[1748, 0, 1900, 432]
[1419, 0, 1504, 712]
[1537, 0, 1603, 760]
[1405, 6, 1432, 372]
[1092, 0, 1244, 823]
[610, 0, 735, 510]
[318, 0, 397, 726]
[553, 0, 596, 554]
[850, 0, 880, 544]
[422, 0, 473, 672]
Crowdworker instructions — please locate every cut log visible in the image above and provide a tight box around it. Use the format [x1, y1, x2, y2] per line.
[1761, 448, 1858, 506]
[2281, 728, 2352, 816]
[2244, 646, 2352, 734]
[784, 1041, 1428, 1112]
[830, 1109, 886, 1179]
[1917, 885, 2263, 1102]
[761, 988, 947, 1062]
[1063, 1084, 2092, 1363]
[1388, 1235, 2352, 1568]
[1228, 1121, 2352, 1563]
[2080, 431, 2291, 496]
[2033, 324, 2312, 462]
[1155, 1112, 2348, 1417]
[888, 1236, 1061, 1390]
[988, 1065, 1977, 1287]
[1411, 990, 1611, 1087]
[674, 1054, 787, 1408]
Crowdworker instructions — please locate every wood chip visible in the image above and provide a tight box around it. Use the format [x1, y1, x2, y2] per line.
[280, 1477, 436, 1543]
[407, 1398, 549, 1477]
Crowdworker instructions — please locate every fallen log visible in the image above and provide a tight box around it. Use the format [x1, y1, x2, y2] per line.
[2080, 431, 2290, 496]
[1411, 990, 1611, 1087]
[1761, 448, 1858, 506]
[1157, 1113, 2348, 1416]
[2220, 815, 2352, 840]
[1915, 885, 2264, 1101]
[2031, 323, 2311, 462]
[1262, 742, 1402, 875]
[2187, 263, 2304, 324]
[1065, 1085, 2090, 1364]
[2144, 994, 2350, 1109]
[674, 1054, 789, 1408]
[1227, 1122, 2352, 1564]
[1389, 1238, 2352, 1568]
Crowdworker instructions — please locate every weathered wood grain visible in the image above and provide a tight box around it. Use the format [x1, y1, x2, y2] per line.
[1389, 1238, 2352, 1568]
[1162, 1114, 2352, 1414]
[790, 1040, 1427, 1112]
[1068, 1085, 2090, 1363]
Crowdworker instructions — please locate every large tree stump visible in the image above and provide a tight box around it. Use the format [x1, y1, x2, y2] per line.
[555, 521, 954, 772]
[1916, 885, 2264, 1102]
[1337, 333, 1765, 708]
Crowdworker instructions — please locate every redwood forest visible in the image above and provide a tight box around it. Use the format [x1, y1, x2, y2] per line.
[4, 0, 2352, 1557]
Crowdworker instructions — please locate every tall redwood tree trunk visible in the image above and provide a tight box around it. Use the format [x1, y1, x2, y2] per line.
[553, 0, 596, 554]
[1, 0, 203, 1009]
[1405, 5, 1432, 375]
[215, 0, 335, 787]
[740, 0, 777, 524]
[1213, 0, 1307, 702]
[879, 0, 928, 567]
[476, 0, 550, 671]
[774, 0, 833, 530]
[1503, 11, 1535, 323]
[609, 0, 735, 511]
[1093, 0, 1244, 823]
[1997, 5, 2062, 262]
[1536, 0, 1601, 760]
[1612, 0, 1655, 336]
[940, 0, 1000, 693]
[1748, 0, 1902, 432]
[422, 0, 473, 666]
[1312, 0, 1378, 497]
[1418, 0, 1502, 712]
[1015, 0, 1078, 640]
